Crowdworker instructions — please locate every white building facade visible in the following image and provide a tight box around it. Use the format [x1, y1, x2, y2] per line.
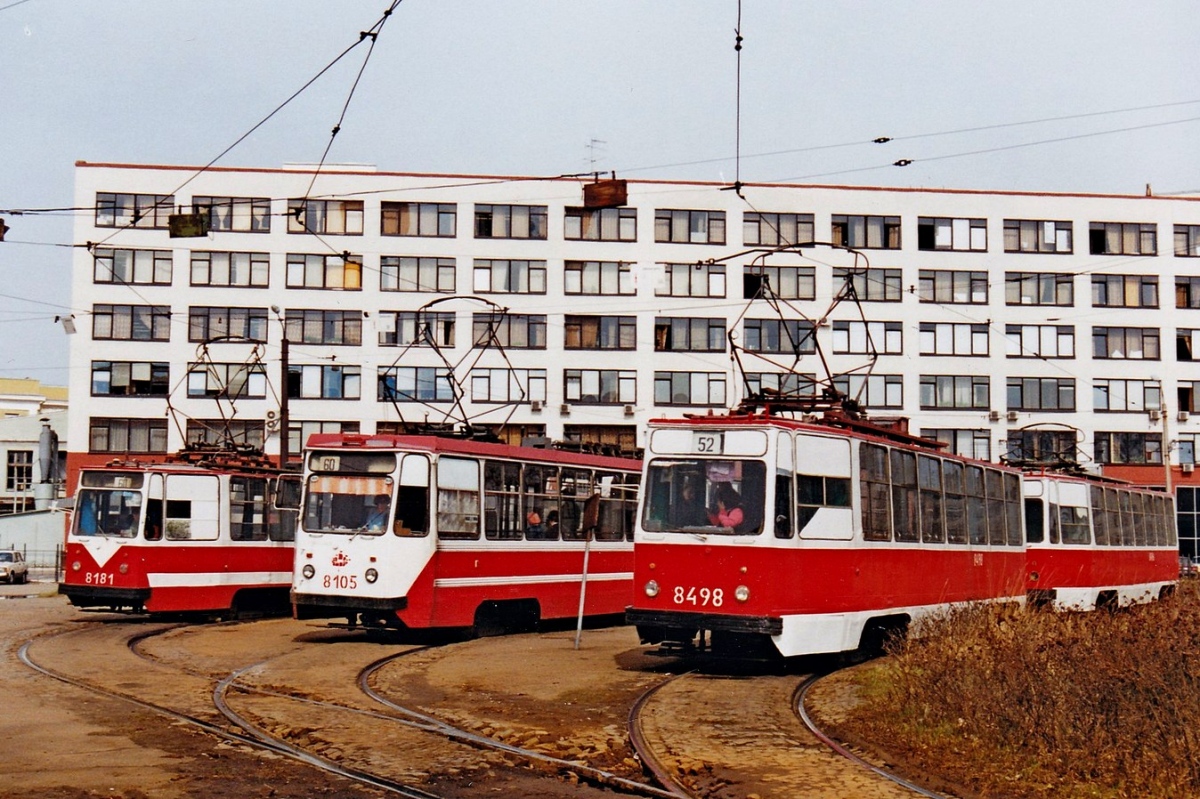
[68, 162, 1200, 542]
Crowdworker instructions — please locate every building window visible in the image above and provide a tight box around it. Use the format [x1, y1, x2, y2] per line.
[381, 202, 456, 237]
[744, 319, 817, 354]
[286, 253, 362, 290]
[919, 323, 988, 357]
[1176, 277, 1200, 309]
[93, 248, 172, 286]
[744, 372, 818, 399]
[91, 362, 170, 397]
[95, 192, 174, 229]
[1094, 432, 1162, 465]
[653, 317, 726, 352]
[472, 313, 546, 349]
[1091, 274, 1158, 308]
[654, 209, 726, 244]
[1005, 325, 1075, 358]
[192, 196, 271, 233]
[657, 263, 726, 297]
[472, 259, 546, 294]
[743, 212, 814, 246]
[564, 261, 635, 295]
[921, 429, 990, 461]
[654, 372, 727, 406]
[1176, 225, 1200, 257]
[833, 267, 902, 302]
[474, 204, 548, 239]
[380, 256, 455, 293]
[378, 367, 453, 402]
[379, 311, 455, 347]
[831, 215, 901, 249]
[1007, 377, 1076, 411]
[187, 363, 268, 399]
[287, 421, 358, 463]
[1093, 379, 1161, 412]
[1179, 329, 1200, 361]
[1006, 429, 1077, 464]
[564, 370, 636, 404]
[190, 251, 270, 287]
[920, 375, 989, 410]
[1003, 219, 1072, 253]
[287, 199, 363, 235]
[1092, 327, 1160, 360]
[284, 310, 362, 346]
[918, 270, 988, 304]
[833, 374, 903, 409]
[1179, 383, 1200, 414]
[1179, 436, 1198, 465]
[188, 307, 268, 343]
[833, 320, 902, 355]
[89, 418, 168, 454]
[469, 369, 547, 403]
[743, 265, 815, 300]
[564, 315, 636, 350]
[564, 207, 637, 242]
[1005, 272, 1074, 306]
[5, 451, 32, 492]
[92, 305, 171, 341]
[287, 365, 361, 400]
[917, 217, 987, 251]
[1089, 222, 1157, 255]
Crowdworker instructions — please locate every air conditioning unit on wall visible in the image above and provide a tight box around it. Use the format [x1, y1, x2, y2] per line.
[1149, 409, 1162, 422]
[1180, 411, 1191, 422]
[1006, 410, 1019, 422]
[1183, 463, 1195, 475]
[530, 400, 543, 412]
[988, 410, 1000, 422]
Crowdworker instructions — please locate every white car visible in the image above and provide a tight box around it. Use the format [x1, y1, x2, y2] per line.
[0, 551, 28, 584]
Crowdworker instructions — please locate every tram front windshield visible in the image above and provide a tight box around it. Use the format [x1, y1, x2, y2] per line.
[303, 474, 394, 535]
[74, 488, 143, 538]
[641, 458, 766, 534]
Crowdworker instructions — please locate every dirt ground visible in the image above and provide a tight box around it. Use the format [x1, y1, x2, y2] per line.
[0, 582, 914, 799]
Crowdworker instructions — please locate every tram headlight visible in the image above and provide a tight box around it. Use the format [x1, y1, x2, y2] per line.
[365, 568, 378, 584]
[644, 579, 660, 598]
[71, 560, 81, 572]
[735, 585, 750, 603]
[302, 564, 315, 580]
[118, 563, 128, 575]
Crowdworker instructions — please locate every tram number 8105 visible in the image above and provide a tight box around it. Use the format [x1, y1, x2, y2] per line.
[673, 585, 724, 607]
[323, 574, 358, 590]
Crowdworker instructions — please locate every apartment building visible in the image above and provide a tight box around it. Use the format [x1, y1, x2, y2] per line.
[68, 161, 1200, 546]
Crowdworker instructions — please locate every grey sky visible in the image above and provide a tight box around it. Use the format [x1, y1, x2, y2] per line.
[1, 1, 1196, 383]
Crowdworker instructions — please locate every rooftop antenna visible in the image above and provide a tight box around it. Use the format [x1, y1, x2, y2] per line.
[586, 138, 607, 173]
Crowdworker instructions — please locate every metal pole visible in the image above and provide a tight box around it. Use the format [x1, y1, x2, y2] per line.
[574, 531, 592, 650]
[279, 331, 290, 468]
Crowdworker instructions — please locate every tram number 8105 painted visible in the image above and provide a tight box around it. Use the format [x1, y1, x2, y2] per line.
[323, 574, 358, 590]
[673, 585, 724, 607]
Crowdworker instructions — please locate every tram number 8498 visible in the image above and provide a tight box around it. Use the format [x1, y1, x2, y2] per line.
[673, 586, 724, 607]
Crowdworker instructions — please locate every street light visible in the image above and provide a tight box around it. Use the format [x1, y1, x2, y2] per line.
[271, 306, 290, 468]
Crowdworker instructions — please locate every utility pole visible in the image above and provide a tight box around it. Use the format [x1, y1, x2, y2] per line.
[273, 306, 290, 468]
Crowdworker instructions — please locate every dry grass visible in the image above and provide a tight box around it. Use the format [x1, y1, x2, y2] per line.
[836, 583, 1200, 799]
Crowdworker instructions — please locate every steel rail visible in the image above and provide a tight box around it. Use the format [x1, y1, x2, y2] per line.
[625, 672, 696, 799]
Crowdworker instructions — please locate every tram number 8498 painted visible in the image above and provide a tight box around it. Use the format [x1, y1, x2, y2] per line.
[674, 585, 724, 607]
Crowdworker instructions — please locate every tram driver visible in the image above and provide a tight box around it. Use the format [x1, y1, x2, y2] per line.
[364, 494, 392, 532]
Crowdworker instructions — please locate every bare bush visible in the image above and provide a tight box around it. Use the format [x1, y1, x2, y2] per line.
[841, 584, 1200, 798]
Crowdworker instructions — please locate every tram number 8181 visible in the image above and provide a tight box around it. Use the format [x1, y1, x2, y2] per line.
[673, 585, 724, 607]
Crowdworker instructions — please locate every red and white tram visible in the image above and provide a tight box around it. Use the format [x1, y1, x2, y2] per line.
[1023, 469, 1177, 610]
[291, 433, 641, 634]
[59, 450, 297, 616]
[628, 412, 1031, 658]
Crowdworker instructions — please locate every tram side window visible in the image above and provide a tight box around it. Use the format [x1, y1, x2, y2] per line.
[1024, 498, 1045, 543]
[890, 450, 919, 543]
[860, 444, 891, 541]
[484, 460, 523, 540]
[559, 468, 594, 541]
[594, 472, 628, 542]
[1090, 486, 1110, 545]
[1132, 492, 1149, 546]
[230, 477, 269, 542]
[1166, 496, 1179, 547]
[776, 473, 795, 538]
[437, 457, 481, 539]
[795, 473, 852, 535]
[144, 498, 163, 540]
[1118, 490, 1135, 546]
[1004, 473, 1022, 546]
[918, 455, 945, 544]
[965, 466, 987, 545]
[394, 455, 429, 536]
[985, 469, 1008, 546]
[1059, 504, 1090, 544]
[524, 464, 559, 540]
[943, 461, 968, 544]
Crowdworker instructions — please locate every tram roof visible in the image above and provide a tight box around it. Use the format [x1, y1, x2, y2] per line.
[304, 433, 641, 470]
